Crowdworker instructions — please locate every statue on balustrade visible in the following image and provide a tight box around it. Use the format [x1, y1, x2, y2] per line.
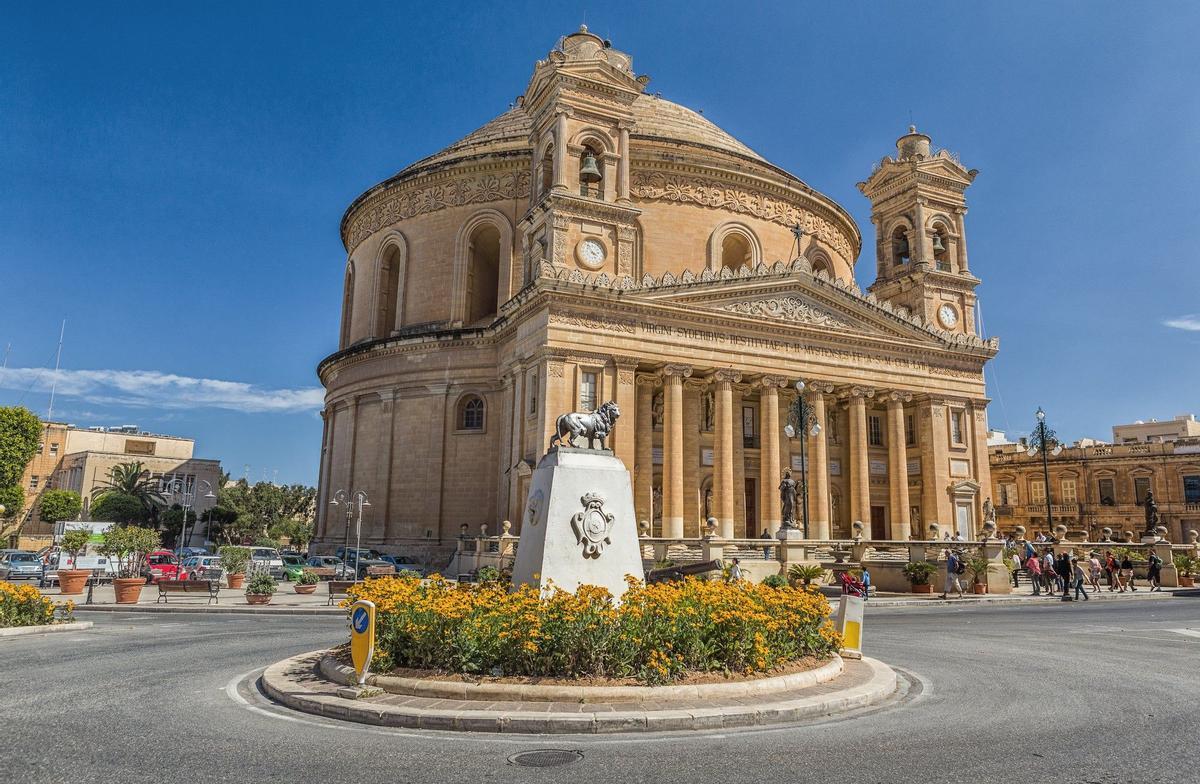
[1143, 490, 1160, 537]
[779, 469, 798, 526]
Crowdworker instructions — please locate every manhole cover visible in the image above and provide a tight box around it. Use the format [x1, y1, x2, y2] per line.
[508, 749, 584, 768]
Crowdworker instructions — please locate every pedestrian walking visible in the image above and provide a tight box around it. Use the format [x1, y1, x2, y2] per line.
[1011, 550, 1023, 587]
[1104, 550, 1119, 591]
[861, 566, 871, 600]
[1147, 551, 1163, 592]
[728, 557, 743, 582]
[1056, 552, 1074, 601]
[1087, 553, 1102, 593]
[1025, 552, 1043, 596]
[1072, 558, 1089, 601]
[1118, 554, 1136, 592]
[940, 550, 965, 599]
[759, 529, 773, 559]
[1043, 550, 1058, 595]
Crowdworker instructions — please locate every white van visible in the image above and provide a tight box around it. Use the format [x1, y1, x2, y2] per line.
[40, 551, 119, 585]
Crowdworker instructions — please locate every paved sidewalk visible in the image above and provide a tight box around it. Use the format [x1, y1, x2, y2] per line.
[261, 650, 899, 734]
[856, 584, 1199, 609]
[36, 582, 344, 614]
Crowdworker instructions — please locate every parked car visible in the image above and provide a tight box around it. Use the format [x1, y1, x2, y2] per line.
[141, 550, 185, 583]
[305, 555, 348, 579]
[249, 547, 285, 579]
[0, 551, 44, 581]
[180, 555, 224, 582]
[281, 553, 306, 581]
[179, 546, 210, 558]
[380, 554, 427, 576]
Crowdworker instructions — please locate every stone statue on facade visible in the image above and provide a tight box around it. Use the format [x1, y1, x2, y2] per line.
[1143, 490, 1160, 536]
[779, 469, 798, 525]
[549, 400, 621, 450]
[983, 497, 996, 525]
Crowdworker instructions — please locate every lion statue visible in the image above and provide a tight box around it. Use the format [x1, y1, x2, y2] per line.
[550, 401, 620, 450]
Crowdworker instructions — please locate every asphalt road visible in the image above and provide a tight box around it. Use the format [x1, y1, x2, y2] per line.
[3, 598, 1199, 784]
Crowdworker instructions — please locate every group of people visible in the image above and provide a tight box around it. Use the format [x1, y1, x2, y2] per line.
[1009, 541, 1165, 598]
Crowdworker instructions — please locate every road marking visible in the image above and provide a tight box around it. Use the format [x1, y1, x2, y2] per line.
[1168, 628, 1200, 639]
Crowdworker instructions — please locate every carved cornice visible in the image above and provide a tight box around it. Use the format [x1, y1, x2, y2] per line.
[631, 170, 854, 259]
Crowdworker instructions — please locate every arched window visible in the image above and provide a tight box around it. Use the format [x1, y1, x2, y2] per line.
[539, 144, 554, 199]
[891, 226, 910, 266]
[721, 232, 752, 270]
[458, 395, 485, 431]
[374, 243, 402, 338]
[578, 144, 604, 198]
[810, 253, 831, 277]
[339, 262, 355, 349]
[932, 225, 951, 271]
[466, 224, 501, 324]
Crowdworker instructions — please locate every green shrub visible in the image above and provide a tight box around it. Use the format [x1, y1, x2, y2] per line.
[903, 560, 938, 585]
[245, 571, 277, 595]
[761, 573, 788, 589]
[297, 569, 320, 585]
[1, 581, 73, 627]
[787, 563, 826, 587]
[475, 565, 501, 583]
[219, 546, 251, 575]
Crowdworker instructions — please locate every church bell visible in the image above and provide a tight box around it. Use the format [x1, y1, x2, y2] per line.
[932, 234, 946, 252]
[579, 152, 602, 183]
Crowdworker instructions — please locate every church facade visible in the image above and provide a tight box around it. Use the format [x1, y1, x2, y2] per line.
[312, 28, 999, 558]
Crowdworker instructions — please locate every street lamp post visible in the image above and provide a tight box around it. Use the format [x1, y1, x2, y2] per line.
[783, 379, 822, 539]
[164, 478, 216, 562]
[1027, 407, 1067, 601]
[330, 489, 369, 579]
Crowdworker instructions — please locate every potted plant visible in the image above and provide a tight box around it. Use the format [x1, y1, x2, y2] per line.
[219, 546, 251, 590]
[903, 561, 938, 594]
[99, 525, 162, 604]
[1174, 555, 1196, 588]
[56, 528, 94, 595]
[293, 569, 319, 594]
[787, 563, 826, 589]
[966, 555, 993, 595]
[245, 571, 277, 605]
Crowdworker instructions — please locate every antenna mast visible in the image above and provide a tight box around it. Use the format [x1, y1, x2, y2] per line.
[47, 320, 66, 421]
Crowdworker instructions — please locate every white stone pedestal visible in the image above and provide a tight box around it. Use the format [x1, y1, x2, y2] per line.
[511, 448, 643, 600]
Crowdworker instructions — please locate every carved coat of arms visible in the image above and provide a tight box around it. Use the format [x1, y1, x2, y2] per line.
[570, 492, 615, 558]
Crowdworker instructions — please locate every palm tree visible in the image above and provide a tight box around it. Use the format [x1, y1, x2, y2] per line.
[91, 461, 167, 511]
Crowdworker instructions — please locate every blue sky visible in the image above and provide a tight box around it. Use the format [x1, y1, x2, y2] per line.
[3, 1, 1198, 484]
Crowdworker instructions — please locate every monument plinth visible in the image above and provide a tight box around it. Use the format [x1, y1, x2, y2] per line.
[511, 445, 644, 600]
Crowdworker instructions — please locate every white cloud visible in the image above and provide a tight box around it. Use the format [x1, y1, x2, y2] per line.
[1164, 314, 1200, 331]
[0, 367, 324, 414]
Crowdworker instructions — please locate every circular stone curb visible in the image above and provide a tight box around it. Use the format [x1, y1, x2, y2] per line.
[0, 621, 94, 638]
[318, 653, 843, 703]
[261, 650, 899, 734]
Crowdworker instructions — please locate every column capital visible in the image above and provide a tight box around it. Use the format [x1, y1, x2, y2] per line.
[886, 390, 913, 405]
[807, 380, 837, 395]
[848, 386, 876, 400]
[755, 374, 788, 390]
[707, 368, 742, 385]
[610, 354, 641, 370]
[635, 373, 661, 388]
[658, 364, 693, 380]
[684, 377, 709, 392]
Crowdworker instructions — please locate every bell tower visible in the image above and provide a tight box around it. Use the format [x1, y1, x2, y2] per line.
[519, 27, 647, 282]
[857, 127, 981, 335]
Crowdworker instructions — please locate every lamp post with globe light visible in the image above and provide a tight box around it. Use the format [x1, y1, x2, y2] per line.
[330, 489, 369, 579]
[783, 379, 822, 538]
[163, 478, 216, 561]
[1027, 407, 1067, 601]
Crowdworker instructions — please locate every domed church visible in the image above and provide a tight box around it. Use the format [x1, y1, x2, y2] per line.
[313, 27, 998, 559]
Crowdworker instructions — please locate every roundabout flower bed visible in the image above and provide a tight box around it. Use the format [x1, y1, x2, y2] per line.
[1, 581, 74, 628]
[345, 575, 840, 685]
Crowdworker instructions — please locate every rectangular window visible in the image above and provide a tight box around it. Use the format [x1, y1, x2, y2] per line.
[905, 414, 916, 446]
[1184, 475, 1200, 504]
[997, 482, 1018, 506]
[1134, 477, 1151, 506]
[742, 405, 757, 449]
[1030, 480, 1046, 504]
[1098, 478, 1116, 506]
[528, 372, 538, 416]
[579, 371, 598, 412]
[868, 415, 883, 447]
[1060, 478, 1077, 504]
[37, 441, 44, 453]
[49, 442, 59, 456]
[950, 410, 965, 444]
[29, 475, 39, 489]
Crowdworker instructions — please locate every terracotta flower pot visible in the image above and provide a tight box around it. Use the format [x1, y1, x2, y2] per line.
[226, 573, 245, 590]
[56, 569, 91, 595]
[911, 583, 933, 594]
[972, 583, 988, 595]
[294, 583, 317, 595]
[245, 593, 272, 605]
[113, 577, 146, 604]
[1180, 576, 1195, 588]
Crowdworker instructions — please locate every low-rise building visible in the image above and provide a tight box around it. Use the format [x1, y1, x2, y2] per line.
[989, 437, 1200, 542]
[1111, 414, 1200, 445]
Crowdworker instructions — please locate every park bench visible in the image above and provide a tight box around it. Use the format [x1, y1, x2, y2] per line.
[366, 565, 396, 577]
[306, 567, 336, 581]
[156, 579, 220, 605]
[327, 580, 360, 606]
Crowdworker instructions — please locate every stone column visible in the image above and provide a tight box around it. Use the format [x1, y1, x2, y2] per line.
[315, 407, 333, 541]
[613, 359, 638, 472]
[553, 111, 569, 191]
[506, 367, 525, 526]
[919, 397, 953, 532]
[660, 365, 691, 538]
[809, 383, 833, 540]
[970, 398, 992, 536]
[380, 390, 399, 542]
[848, 387, 873, 532]
[710, 369, 741, 539]
[617, 125, 631, 203]
[425, 385, 449, 539]
[683, 379, 704, 536]
[758, 377, 784, 536]
[886, 391, 913, 541]
[634, 376, 655, 529]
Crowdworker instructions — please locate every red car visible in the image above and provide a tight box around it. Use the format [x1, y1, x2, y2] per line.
[141, 550, 185, 583]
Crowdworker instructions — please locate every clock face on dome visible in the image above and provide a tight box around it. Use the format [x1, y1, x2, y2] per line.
[576, 238, 607, 269]
[937, 303, 959, 329]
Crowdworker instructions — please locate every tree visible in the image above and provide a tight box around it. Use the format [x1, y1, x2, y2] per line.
[0, 484, 25, 519]
[270, 516, 314, 551]
[38, 489, 82, 524]
[160, 504, 198, 547]
[91, 461, 166, 512]
[90, 492, 149, 525]
[211, 480, 317, 545]
[0, 406, 42, 488]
